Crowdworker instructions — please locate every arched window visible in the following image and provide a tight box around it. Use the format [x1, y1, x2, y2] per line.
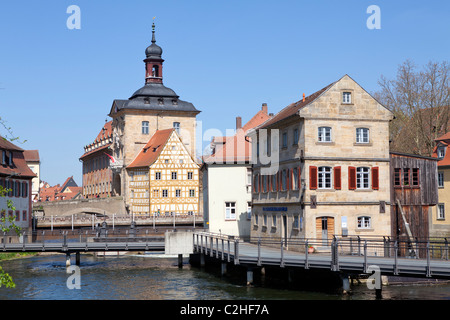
[152, 65, 159, 77]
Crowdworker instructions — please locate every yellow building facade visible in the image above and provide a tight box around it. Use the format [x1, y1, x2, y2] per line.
[127, 129, 200, 216]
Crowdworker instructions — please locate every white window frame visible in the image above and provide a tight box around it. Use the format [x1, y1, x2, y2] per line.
[357, 216, 371, 229]
[155, 172, 161, 180]
[343, 91, 352, 104]
[318, 127, 332, 142]
[225, 202, 236, 220]
[438, 204, 445, 220]
[175, 189, 181, 197]
[162, 189, 168, 198]
[187, 172, 193, 180]
[318, 166, 332, 189]
[438, 172, 444, 188]
[356, 167, 370, 189]
[171, 172, 177, 180]
[356, 128, 370, 143]
[142, 121, 149, 135]
[438, 147, 446, 159]
[189, 189, 195, 197]
[173, 122, 180, 134]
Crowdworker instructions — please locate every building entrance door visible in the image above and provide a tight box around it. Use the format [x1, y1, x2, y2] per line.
[316, 217, 334, 246]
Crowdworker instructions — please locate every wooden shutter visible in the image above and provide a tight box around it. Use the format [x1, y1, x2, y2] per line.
[309, 166, 318, 190]
[372, 167, 379, 190]
[287, 169, 291, 190]
[348, 166, 356, 190]
[334, 166, 341, 190]
[298, 167, 302, 190]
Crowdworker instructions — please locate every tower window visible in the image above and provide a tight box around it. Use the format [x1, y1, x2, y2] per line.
[173, 122, 180, 134]
[152, 65, 159, 77]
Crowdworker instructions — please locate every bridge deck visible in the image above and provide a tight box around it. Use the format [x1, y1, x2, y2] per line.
[194, 233, 450, 279]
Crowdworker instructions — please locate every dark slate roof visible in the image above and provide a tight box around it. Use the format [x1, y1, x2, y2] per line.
[111, 83, 200, 114]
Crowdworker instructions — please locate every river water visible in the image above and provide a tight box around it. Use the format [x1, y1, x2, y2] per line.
[1, 253, 450, 301]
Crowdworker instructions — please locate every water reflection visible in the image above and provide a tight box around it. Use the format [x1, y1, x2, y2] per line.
[0, 253, 449, 300]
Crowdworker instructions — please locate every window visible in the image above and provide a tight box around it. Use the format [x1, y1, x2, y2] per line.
[225, 202, 236, 220]
[253, 174, 259, 193]
[153, 189, 159, 198]
[189, 189, 195, 197]
[318, 166, 332, 189]
[263, 215, 267, 226]
[438, 204, 445, 220]
[247, 202, 252, 220]
[173, 122, 180, 134]
[356, 167, 370, 189]
[175, 189, 181, 197]
[254, 213, 258, 225]
[272, 215, 277, 228]
[282, 132, 288, 148]
[162, 189, 168, 198]
[293, 128, 299, 145]
[282, 170, 287, 190]
[22, 210, 27, 221]
[263, 175, 268, 192]
[155, 172, 161, 180]
[318, 127, 332, 142]
[142, 121, 149, 134]
[438, 147, 446, 159]
[403, 168, 410, 186]
[187, 172, 193, 180]
[438, 172, 444, 188]
[412, 168, 419, 186]
[356, 128, 369, 143]
[293, 169, 299, 190]
[171, 172, 177, 180]
[293, 215, 299, 229]
[394, 168, 401, 186]
[271, 174, 277, 192]
[357, 216, 371, 229]
[343, 92, 352, 104]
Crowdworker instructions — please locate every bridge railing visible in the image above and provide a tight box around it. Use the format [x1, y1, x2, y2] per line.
[193, 232, 450, 263]
[33, 212, 204, 230]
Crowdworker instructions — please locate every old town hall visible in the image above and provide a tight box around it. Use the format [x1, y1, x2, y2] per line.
[80, 23, 201, 214]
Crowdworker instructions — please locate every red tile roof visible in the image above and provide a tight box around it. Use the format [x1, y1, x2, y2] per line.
[80, 121, 113, 160]
[0, 137, 36, 179]
[433, 131, 450, 166]
[257, 82, 335, 129]
[127, 129, 174, 168]
[204, 108, 272, 163]
[23, 150, 40, 162]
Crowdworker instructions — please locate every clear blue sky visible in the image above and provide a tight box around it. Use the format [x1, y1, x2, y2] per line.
[0, 0, 449, 186]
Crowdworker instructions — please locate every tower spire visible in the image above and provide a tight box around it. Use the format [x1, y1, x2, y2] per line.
[151, 18, 156, 44]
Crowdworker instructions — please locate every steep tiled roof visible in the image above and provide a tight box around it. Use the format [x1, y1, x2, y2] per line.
[80, 121, 113, 160]
[257, 82, 335, 129]
[204, 108, 272, 164]
[23, 150, 40, 162]
[433, 131, 450, 166]
[127, 129, 174, 168]
[0, 137, 36, 179]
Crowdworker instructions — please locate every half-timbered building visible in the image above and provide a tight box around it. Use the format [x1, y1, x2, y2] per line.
[127, 128, 200, 216]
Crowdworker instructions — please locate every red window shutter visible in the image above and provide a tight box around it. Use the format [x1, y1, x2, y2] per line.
[348, 166, 356, 190]
[276, 172, 279, 191]
[309, 166, 318, 190]
[334, 166, 342, 190]
[298, 167, 301, 189]
[372, 167, 379, 190]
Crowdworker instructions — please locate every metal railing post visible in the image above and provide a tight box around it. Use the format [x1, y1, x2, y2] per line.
[394, 241, 399, 275]
[221, 238, 224, 261]
[305, 240, 309, 269]
[234, 239, 239, 265]
[363, 240, 368, 273]
[257, 238, 261, 266]
[227, 239, 231, 263]
[280, 239, 284, 268]
[426, 241, 431, 277]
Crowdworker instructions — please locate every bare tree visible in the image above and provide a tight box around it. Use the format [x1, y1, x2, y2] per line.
[374, 59, 450, 156]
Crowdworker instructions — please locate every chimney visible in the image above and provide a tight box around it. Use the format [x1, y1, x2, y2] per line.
[236, 116, 242, 130]
[262, 103, 268, 114]
[303, 93, 305, 102]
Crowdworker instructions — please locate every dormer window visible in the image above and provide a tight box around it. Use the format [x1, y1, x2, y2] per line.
[2, 150, 12, 166]
[172, 99, 178, 105]
[438, 146, 446, 159]
[144, 97, 150, 104]
[158, 98, 164, 105]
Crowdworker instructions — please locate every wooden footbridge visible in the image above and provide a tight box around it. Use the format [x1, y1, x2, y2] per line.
[2, 229, 450, 297]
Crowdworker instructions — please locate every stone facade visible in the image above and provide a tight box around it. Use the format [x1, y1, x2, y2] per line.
[249, 75, 394, 247]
